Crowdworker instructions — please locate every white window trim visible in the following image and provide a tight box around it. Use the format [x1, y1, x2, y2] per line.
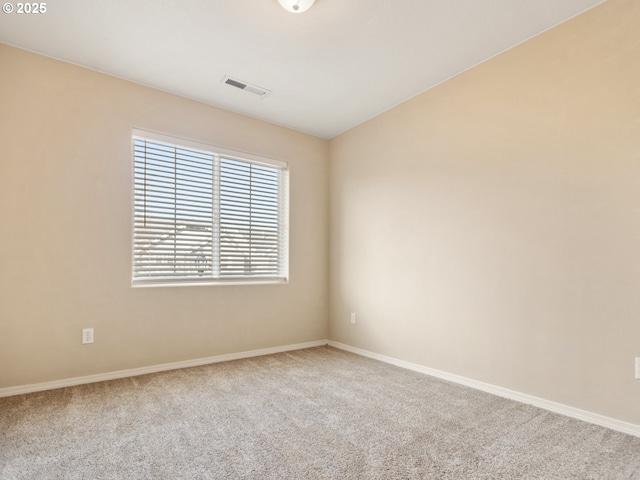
[131, 128, 289, 288]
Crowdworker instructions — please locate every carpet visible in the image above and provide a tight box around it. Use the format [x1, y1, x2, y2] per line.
[1, 346, 639, 479]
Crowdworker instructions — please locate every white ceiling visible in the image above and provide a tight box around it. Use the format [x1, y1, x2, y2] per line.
[0, 0, 604, 139]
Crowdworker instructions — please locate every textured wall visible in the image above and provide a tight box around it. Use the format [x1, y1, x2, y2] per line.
[0, 45, 329, 387]
[329, 0, 640, 425]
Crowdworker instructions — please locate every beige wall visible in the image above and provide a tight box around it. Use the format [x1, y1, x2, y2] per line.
[329, 0, 640, 425]
[0, 45, 329, 387]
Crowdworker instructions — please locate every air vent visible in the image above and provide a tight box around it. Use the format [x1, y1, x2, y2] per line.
[221, 76, 270, 97]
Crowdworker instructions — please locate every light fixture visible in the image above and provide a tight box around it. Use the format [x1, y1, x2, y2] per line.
[277, 0, 316, 14]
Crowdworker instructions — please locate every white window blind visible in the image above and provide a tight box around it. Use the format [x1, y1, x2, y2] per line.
[132, 131, 288, 286]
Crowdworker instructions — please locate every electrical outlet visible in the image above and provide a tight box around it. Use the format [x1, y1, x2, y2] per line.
[82, 328, 94, 344]
[350, 312, 356, 325]
[636, 357, 640, 380]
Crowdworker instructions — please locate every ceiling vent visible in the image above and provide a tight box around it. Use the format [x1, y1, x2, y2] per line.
[221, 76, 270, 97]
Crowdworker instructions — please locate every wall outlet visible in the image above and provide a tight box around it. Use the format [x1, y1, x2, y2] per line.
[636, 357, 640, 380]
[350, 312, 356, 325]
[82, 328, 94, 344]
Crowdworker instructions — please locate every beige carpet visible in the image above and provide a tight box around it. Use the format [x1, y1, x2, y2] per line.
[1, 346, 639, 479]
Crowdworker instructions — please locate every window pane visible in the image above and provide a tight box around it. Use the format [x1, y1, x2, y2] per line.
[219, 158, 280, 277]
[133, 139, 214, 280]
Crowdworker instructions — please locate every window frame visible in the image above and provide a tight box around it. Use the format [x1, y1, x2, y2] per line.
[131, 128, 289, 288]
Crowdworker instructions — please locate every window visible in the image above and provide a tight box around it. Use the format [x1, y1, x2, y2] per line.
[132, 130, 288, 286]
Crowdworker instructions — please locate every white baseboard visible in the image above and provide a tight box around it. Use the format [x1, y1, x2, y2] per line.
[328, 340, 640, 438]
[0, 340, 328, 398]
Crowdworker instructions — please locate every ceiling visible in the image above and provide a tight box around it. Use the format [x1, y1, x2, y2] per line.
[0, 0, 604, 139]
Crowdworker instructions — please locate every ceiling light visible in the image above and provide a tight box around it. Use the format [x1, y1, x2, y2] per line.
[277, 0, 316, 14]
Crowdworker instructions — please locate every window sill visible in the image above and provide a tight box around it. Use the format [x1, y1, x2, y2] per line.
[131, 278, 288, 288]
